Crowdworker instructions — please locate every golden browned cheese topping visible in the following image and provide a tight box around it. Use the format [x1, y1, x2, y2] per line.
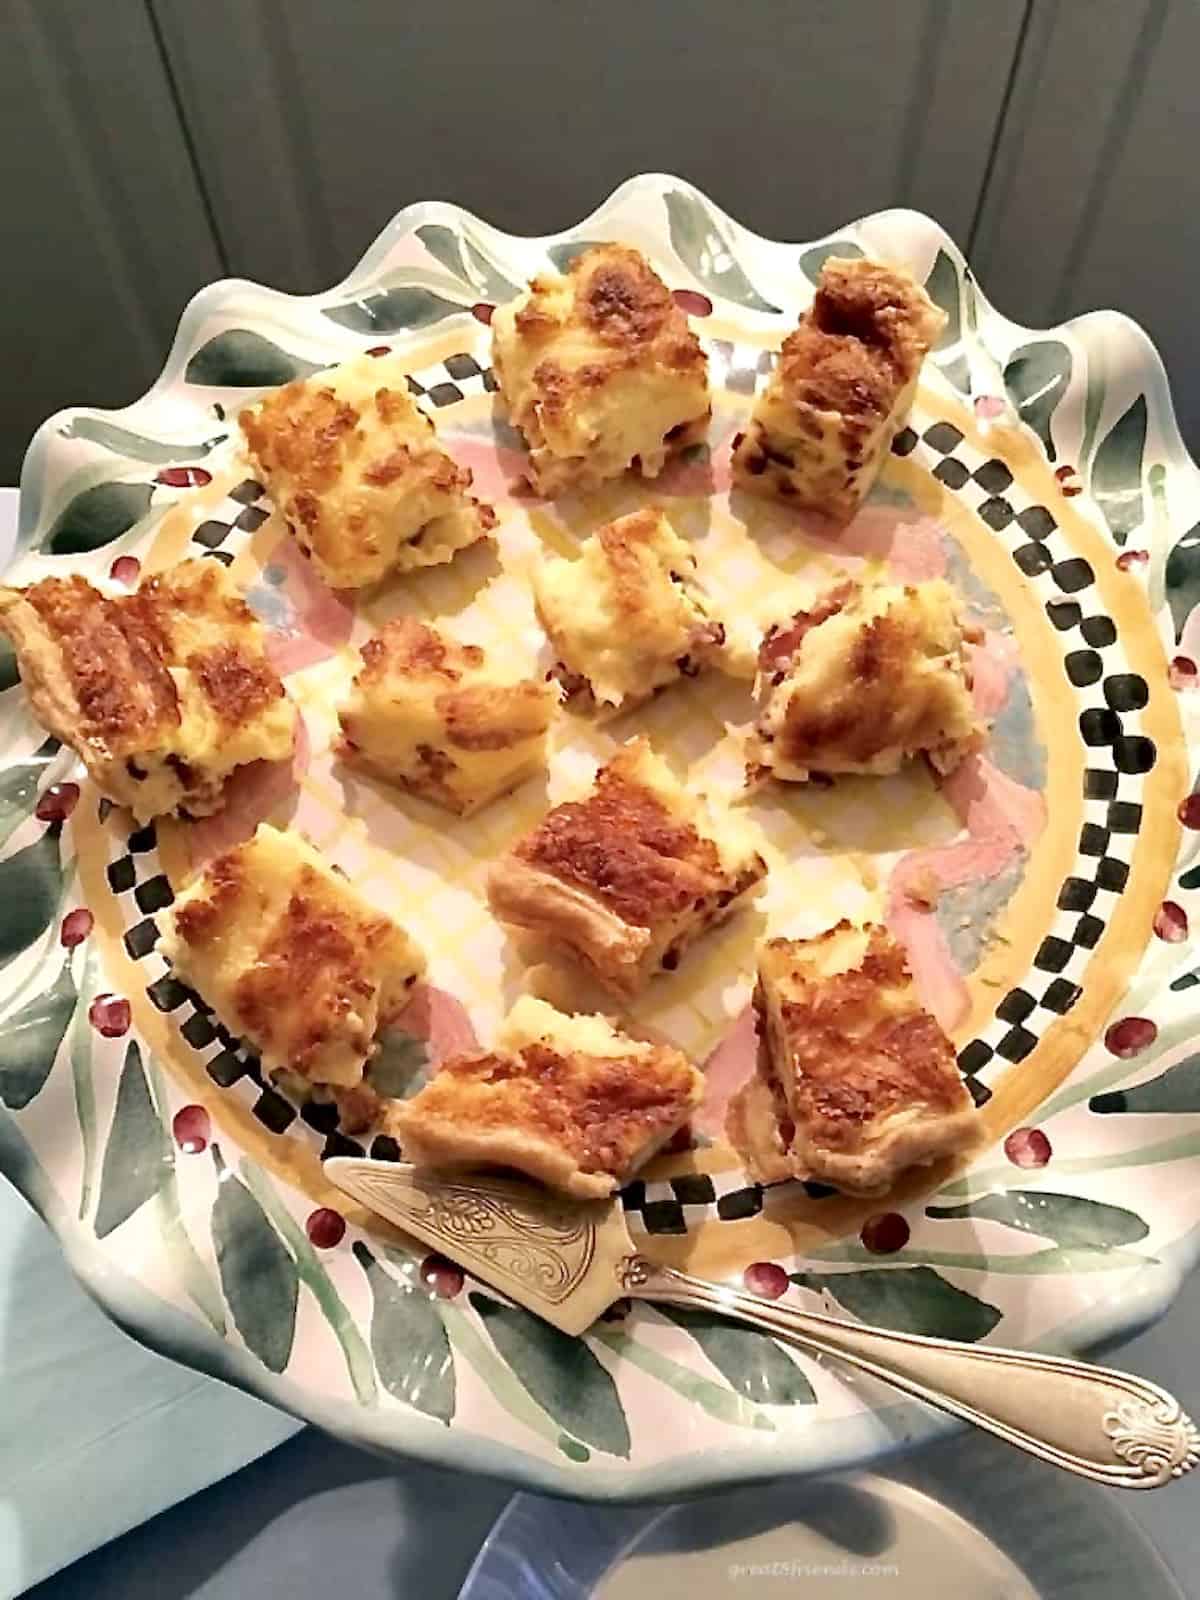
[780, 612, 918, 767]
[438, 682, 552, 751]
[407, 1039, 697, 1178]
[240, 382, 363, 501]
[23, 563, 286, 750]
[758, 578, 978, 776]
[812, 257, 944, 370]
[769, 926, 962, 1152]
[517, 764, 724, 928]
[191, 641, 283, 727]
[772, 258, 945, 421]
[776, 324, 899, 421]
[231, 873, 388, 1077]
[357, 616, 473, 686]
[25, 575, 178, 747]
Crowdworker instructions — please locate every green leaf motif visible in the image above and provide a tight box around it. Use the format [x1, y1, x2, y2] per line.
[416, 223, 519, 301]
[0, 949, 75, 1110]
[470, 1290, 630, 1456]
[1165, 518, 1200, 643]
[0, 755, 53, 851]
[211, 1144, 298, 1373]
[664, 190, 780, 314]
[1091, 394, 1147, 544]
[926, 1190, 1147, 1248]
[1003, 341, 1072, 464]
[0, 825, 65, 973]
[186, 331, 320, 388]
[94, 1041, 172, 1238]
[924, 250, 961, 352]
[657, 1306, 815, 1405]
[45, 481, 154, 556]
[1092, 1052, 1200, 1116]
[547, 240, 604, 273]
[791, 1266, 1001, 1343]
[60, 418, 227, 464]
[354, 1243, 454, 1422]
[799, 239, 865, 280]
[323, 287, 468, 335]
[241, 1161, 374, 1404]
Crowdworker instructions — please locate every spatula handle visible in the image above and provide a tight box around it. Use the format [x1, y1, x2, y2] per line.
[628, 1259, 1198, 1488]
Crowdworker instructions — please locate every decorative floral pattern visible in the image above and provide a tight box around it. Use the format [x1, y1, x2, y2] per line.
[3, 177, 1200, 1499]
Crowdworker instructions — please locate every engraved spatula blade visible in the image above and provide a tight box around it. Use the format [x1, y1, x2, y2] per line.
[326, 1158, 638, 1335]
[327, 1157, 1200, 1487]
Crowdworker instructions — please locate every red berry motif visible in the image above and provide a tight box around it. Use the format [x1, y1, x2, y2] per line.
[172, 1104, 211, 1154]
[109, 555, 141, 585]
[36, 782, 80, 823]
[860, 1212, 910, 1254]
[1170, 656, 1198, 690]
[89, 994, 131, 1037]
[365, 345, 391, 357]
[156, 466, 212, 489]
[306, 1208, 346, 1249]
[420, 1253, 464, 1298]
[1105, 1016, 1157, 1058]
[743, 1261, 789, 1299]
[1004, 1127, 1052, 1168]
[1116, 549, 1149, 571]
[1154, 901, 1189, 943]
[672, 288, 713, 317]
[1054, 463, 1082, 497]
[471, 302, 495, 325]
[1178, 794, 1200, 829]
[60, 908, 93, 948]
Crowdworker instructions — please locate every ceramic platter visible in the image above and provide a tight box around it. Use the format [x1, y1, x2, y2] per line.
[5, 175, 1200, 1498]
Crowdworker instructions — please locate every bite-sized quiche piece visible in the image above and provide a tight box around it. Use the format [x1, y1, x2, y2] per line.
[728, 922, 978, 1194]
[387, 995, 704, 1198]
[0, 559, 296, 822]
[487, 737, 767, 998]
[492, 243, 710, 496]
[158, 824, 425, 1090]
[240, 350, 496, 588]
[732, 257, 945, 520]
[749, 576, 981, 782]
[337, 616, 556, 815]
[534, 506, 726, 715]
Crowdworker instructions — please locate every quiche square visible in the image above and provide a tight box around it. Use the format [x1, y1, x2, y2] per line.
[337, 617, 556, 815]
[240, 350, 496, 589]
[732, 257, 945, 520]
[491, 243, 711, 496]
[749, 577, 981, 781]
[158, 823, 425, 1090]
[487, 737, 767, 997]
[0, 558, 296, 822]
[534, 506, 727, 715]
[387, 995, 704, 1198]
[728, 923, 978, 1194]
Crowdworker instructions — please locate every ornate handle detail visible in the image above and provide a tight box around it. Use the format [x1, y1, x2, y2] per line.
[629, 1258, 1199, 1489]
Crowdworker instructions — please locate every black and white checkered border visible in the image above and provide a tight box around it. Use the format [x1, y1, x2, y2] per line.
[188, 478, 271, 566]
[99, 805, 386, 1160]
[621, 1171, 835, 1236]
[97, 369, 1161, 1237]
[892, 417, 1155, 1099]
[404, 349, 498, 408]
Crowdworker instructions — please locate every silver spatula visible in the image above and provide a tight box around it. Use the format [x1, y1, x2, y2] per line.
[327, 1158, 1197, 1489]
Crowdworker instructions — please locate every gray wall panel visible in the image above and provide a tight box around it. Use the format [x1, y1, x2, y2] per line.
[2, 0, 224, 482]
